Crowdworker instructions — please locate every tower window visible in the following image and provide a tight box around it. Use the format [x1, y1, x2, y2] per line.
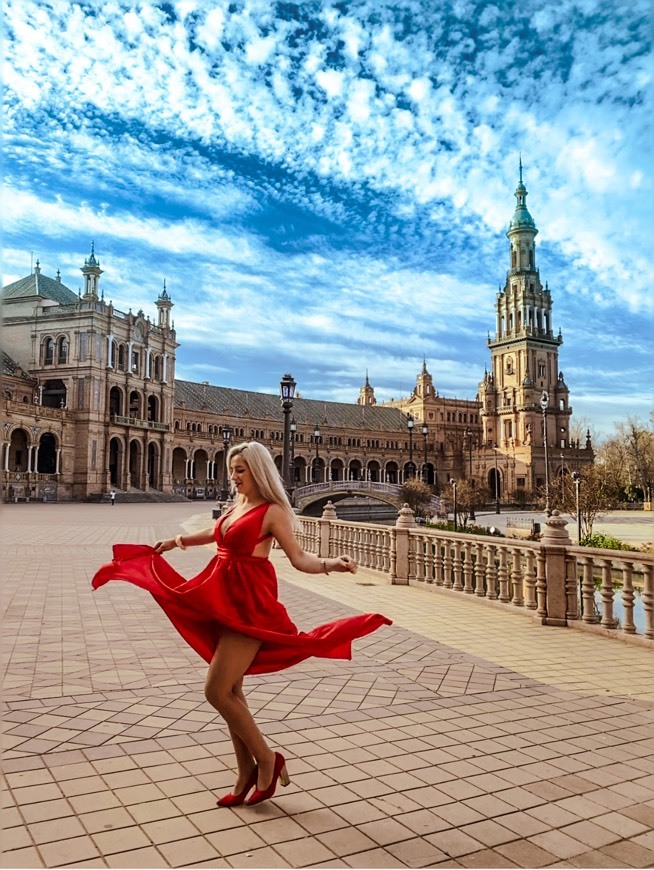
[538, 363, 545, 377]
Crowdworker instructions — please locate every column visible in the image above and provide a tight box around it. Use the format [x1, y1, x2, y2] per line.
[162, 354, 168, 383]
[3, 442, 9, 472]
[145, 348, 152, 380]
[106, 334, 114, 368]
[55, 448, 61, 475]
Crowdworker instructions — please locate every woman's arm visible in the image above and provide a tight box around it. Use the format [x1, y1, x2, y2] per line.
[265, 505, 356, 575]
[153, 527, 215, 554]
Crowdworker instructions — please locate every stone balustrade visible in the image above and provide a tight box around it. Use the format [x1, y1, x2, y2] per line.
[299, 502, 654, 645]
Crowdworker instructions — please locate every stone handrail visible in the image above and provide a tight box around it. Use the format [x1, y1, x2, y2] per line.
[299, 504, 654, 645]
[111, 415, 170, 431]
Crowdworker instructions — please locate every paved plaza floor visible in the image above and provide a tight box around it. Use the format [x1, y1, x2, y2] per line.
[2, 502, 654, 869]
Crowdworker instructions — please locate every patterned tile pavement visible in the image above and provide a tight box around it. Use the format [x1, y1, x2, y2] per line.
[2, 503, 654, 868]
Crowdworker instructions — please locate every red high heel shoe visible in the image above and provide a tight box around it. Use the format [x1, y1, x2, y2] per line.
[216, 766, 258, 807]
[245, 752, 290, 806]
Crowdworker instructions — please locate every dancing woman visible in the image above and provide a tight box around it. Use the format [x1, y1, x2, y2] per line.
[93, 441, 391, 807]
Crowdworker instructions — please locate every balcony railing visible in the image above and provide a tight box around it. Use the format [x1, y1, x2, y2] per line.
[299, 507, 654, 644]
[111, 415, 170, 431]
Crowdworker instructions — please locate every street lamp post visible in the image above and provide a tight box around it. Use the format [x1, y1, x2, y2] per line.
[540, 390, 551, 516]
[407, 414, 415, 478]
[313, 424, 321, 483]
[450, 478, 458, 532]
[290, 417, 297, 490]
[465, 427, 476, 521]
[422, 422, 428, 483]
[280, 373, 296, 491]
[572, 472, 581, 544]
[220, 425, 233, 501]
[493, 446, 500, 514]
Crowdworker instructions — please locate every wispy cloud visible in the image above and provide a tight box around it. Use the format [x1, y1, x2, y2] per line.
[3, 0, 652, 438]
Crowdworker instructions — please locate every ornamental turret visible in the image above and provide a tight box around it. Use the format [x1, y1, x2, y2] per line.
[81, 242, 103, 300]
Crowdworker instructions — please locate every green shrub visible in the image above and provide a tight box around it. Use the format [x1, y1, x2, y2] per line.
[581, 532, 630, 550]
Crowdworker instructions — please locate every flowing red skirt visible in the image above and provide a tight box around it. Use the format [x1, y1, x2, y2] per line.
[92, 544, 392, 675]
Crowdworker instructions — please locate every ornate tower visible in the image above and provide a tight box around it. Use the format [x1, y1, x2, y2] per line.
[357, 371, 377, 406]
[479, 163, 573, 494]
[156, 280, 173, 330]
[415, 358, 436, 400]
[81, 242, 103, 300]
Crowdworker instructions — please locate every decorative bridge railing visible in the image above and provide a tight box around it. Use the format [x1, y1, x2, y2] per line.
[293, 480, 443, 515]
[297, 503, 654, 645]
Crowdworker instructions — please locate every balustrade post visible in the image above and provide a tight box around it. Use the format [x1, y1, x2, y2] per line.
[393, 503, 415, 585]
[319, 500, 337, 558]
[539, 510, 572, 626]
[642, 563, 654, 639]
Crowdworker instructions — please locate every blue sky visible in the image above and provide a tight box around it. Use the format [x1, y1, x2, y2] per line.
[3, 0, 652, 439]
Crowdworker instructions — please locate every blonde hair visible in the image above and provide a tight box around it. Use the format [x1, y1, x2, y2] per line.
[227, 441, 300, 530]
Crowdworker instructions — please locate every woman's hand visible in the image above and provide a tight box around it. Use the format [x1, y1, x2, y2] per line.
[153, 538, 177, 554]
[330, 556, 357, 574]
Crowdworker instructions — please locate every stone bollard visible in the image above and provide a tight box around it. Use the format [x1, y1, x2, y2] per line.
[392, 503, 415, 585]
[319, 500, 337, 558]
[540, 510, 572, 626]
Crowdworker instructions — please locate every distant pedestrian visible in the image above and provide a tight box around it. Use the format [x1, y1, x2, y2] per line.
[109, 489, 116, 506]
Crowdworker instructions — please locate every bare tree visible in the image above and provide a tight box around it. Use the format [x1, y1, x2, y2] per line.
[396, 478, 432, 518]
[600, 415, 654, 504]
[556, 466, 620, 540]
[442, 479, 477, 528]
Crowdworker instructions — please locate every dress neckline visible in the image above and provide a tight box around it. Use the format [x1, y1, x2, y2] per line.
[219, 502, 270, 537]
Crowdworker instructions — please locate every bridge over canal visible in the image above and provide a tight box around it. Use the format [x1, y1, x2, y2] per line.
[293, 479, 444, 516]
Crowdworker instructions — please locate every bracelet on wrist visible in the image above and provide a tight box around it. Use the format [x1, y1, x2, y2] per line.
[175, 534, 187, 550]
[320, 559, 330, 575]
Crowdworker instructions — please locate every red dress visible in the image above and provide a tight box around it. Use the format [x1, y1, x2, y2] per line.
[92, 503, 392, 675]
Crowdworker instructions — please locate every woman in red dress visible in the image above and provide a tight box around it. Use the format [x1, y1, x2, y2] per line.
[92, 441, 391, 807]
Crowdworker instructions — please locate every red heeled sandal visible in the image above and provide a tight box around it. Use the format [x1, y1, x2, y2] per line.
[245, 752, 290, 806]
[216, 766, 258, 808]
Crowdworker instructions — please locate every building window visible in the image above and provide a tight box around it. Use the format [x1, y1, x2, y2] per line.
[517, 477, 525, 487]
[538, 362, 545, 377]
[44, 337, 55, 365]
[57, 336, 69, 364]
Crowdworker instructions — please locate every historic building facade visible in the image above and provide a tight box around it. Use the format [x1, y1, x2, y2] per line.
[1, 172, 592, 505]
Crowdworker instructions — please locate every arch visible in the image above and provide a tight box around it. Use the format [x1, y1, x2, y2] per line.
[9, 428, 29, 472]
[109, 437, 123, 487]
[109, 385, 123, 416]
[172, 447, 187, 483]
[147, 442, 159, 489]
[367, 460, 381, 482]
[385, 461, 399, 484]
[129, 439, 143, 488]
[403, 461, 417, 481]
[37, 432, 57, 474]
[193, 448, 209, 484]
[57, 335, 69, 364]
[41, 379, 66, 409]
[423, 463, 435, 486]
[330, 458, 344, 482]
[293, 455, 306, 485]
[348, 459, 362, 481]
[311, 456, 325, 483]
[128, 390, 142, 419]
[489, 467, 502, 501]
[147, 394, 159, 422]
[43, 336, 55, 365]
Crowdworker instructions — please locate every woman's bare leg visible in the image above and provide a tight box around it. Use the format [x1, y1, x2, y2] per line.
[225, 680, 256, 791]
[205, 631, 275, 791]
